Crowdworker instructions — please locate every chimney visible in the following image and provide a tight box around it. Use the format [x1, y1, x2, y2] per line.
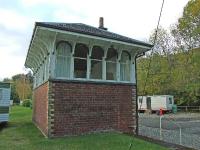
[99, 17, 107, 30]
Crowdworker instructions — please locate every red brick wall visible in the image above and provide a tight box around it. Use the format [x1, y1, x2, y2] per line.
[33, 82, 48, 136]
[49, 81, 136, 137]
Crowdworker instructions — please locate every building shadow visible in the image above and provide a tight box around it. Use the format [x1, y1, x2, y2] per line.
[0, 122, 8, 132]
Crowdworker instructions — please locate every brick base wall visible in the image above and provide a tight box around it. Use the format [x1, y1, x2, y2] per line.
[33, 82, 48, 136]
[49, 80, 136, 137]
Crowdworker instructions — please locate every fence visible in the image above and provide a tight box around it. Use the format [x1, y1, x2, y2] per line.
[139, 113, 200, 150]
[177, 106, 200, 112]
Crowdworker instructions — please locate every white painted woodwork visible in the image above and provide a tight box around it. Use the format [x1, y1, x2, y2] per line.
[26, 27, 151, 88]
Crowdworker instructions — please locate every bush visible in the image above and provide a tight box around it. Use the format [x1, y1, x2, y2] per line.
[22, 99, 32, 108]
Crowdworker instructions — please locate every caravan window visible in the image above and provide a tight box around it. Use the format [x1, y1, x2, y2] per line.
[169, 97, 172, 104]
[139, 98, 143, 103]
[0, 89, 2, 100]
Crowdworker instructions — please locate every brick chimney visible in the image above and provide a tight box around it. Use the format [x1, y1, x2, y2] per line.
[99, 17, 107, 30]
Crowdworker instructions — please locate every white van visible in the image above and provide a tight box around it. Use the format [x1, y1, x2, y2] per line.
[138, 95, 174, 112]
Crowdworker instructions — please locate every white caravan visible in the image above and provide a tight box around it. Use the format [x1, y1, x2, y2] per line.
[138, 95, 174, 112]
[0, 82, 11, 123]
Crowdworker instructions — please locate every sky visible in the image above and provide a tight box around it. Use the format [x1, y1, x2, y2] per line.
[0, 0, 189, 80]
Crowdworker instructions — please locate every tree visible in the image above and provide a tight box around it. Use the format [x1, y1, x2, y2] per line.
[15, 74, 32, 101]
[137, 16, 200, 105]
[9, 73, 33, 103]
[149, 26, 174, 55]
[171, 0, 200, 50]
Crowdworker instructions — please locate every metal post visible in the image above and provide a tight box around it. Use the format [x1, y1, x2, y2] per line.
[160, 116, 162, 140]
[180, 127, 182, 145]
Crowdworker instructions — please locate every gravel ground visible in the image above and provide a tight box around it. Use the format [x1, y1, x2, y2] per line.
[139, 113, 200, 150]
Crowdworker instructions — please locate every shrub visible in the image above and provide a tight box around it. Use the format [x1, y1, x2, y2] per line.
[22, 99, 32, 108]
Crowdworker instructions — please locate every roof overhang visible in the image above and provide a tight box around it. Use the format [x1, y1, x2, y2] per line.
[25, 23, 153, 73]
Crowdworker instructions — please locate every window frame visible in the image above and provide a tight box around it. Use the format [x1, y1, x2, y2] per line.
[74, 43, 88, 79]
[90, 46, 104, 80]
[120, 51, 131, 81]
[55, 41, 72, 79]
[106, 48, 118, 81]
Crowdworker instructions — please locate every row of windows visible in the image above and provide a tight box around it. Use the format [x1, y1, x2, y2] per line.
[34, 41, 134, 87]
[55, 41, 132, 81]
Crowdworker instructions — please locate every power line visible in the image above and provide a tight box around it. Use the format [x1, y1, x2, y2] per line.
[129, 0, 165, 149]
[140, 0, 165, 97]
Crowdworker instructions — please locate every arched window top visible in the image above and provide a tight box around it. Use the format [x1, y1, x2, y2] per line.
[91, 46, 104, 60]
[106, 48, 118, 61]
[74, 43, 88, 58]
[121, 51, 131, 63]
[56, 41, 71, 56]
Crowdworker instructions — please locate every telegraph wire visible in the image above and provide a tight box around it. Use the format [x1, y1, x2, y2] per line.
[128, 0, 165, 149]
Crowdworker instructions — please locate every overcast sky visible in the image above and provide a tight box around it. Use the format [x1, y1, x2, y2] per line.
[0, 0, 189, 80]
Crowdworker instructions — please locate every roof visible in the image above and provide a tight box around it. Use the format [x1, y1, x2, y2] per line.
[35, 22, 153, 48]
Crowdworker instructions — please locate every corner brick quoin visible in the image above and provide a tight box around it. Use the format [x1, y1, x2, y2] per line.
[32, 80, 137, 138]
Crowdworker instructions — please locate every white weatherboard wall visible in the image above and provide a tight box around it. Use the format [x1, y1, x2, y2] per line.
[138, 95, 174, 111]
[0, 88, 11, 106]
[0, 83, 11, 122]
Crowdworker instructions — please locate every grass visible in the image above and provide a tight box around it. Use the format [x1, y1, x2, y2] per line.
[0, 106, 168, 150]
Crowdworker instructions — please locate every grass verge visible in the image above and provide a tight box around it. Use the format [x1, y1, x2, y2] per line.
[0, 106, 168, 150]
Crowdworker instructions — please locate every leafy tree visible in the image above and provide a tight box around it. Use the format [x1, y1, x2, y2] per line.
[149, 26, 174, 55]
[171, 0, 200, 50]
[15, 74, 32, 101]
[3, 73, 33, 103]
[137, 8, 200, 105]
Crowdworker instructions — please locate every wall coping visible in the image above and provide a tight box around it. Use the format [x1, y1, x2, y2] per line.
[49, 78, 136, 86]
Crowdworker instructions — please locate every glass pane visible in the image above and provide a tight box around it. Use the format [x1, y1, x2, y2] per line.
[106, 48, 117, 61]
[91, 60, 102, 79]
[55, 42, 71, 78]
[120, 63, 130, 81]
[91, 46, 104, 60]
[121, 51, 130, 63]
[55, 56, 71, 78]
[57, 42, 71, 56]
[169, 97, 172, 104]
[74, 58, 87, 78]
[106, 62, 117, 80]
[74, 43, 88, 58]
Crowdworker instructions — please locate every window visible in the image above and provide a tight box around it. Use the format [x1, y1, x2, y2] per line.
[120, 51, 131, 81]
[169, 97, 172, 104]
[44, 57, 49, 81]
[106, 48, 118, 80]
[39, 67, 42, 84]
[0, 89, 2, 100]
[42, 62, 45, 81]
[139, 98, 143, 103]
[55, 42, 71, 78]
[74, 43, 88, 78]
[90, 46, 104, 79]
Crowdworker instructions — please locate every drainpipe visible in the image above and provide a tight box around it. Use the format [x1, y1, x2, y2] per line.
[135, 51, 146, 135]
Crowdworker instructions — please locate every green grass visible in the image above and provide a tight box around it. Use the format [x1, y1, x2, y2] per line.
[0, 106, 168, 150]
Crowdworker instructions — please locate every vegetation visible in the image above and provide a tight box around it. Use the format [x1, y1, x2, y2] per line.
[22, 99, 32, 108]
[0, 106, 168, 150]
[3, 72, 33, 104]
[137, 0, 200, 105]
[1, 1, 199, 106]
